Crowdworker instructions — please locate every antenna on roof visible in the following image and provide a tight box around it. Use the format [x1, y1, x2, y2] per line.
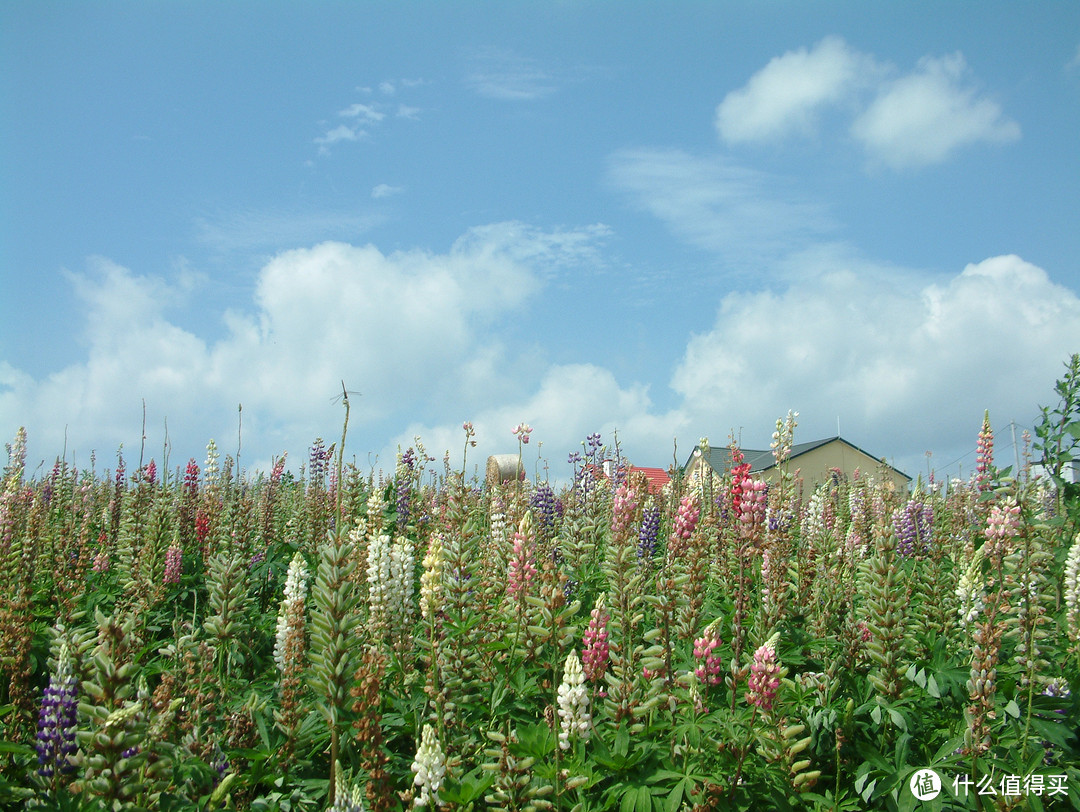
[837, 416, 841, 438]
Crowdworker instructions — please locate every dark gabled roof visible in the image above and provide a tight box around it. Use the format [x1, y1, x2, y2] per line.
[685, 436, 911, 481]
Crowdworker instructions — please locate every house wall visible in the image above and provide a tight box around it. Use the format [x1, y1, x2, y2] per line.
[683, 440, 910, 495]
[761, 440, 910, 493]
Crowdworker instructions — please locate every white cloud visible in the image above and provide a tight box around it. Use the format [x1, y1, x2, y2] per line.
[396, 104, 421, 120]
[314, 124, 364, 152]
[717, 38, 1020, 169]
[716, 36, 875, 143]
[852, 53, 1020, 169]
[338, 103, 386, 122]
[0, 224, 612, 474]
[669, 254, 1078, 477]
[381, 363, 684, 482]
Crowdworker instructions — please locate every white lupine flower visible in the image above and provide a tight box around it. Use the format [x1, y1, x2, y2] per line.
[368, 534, 416, 638]
[274, 552, 309, 672]
[557, 649, 591, 750]
[420, 533, 444, 620]
[410, 724, 446, 808]
[956, 548, 986, 627]
[1065, 533, 1080, 642]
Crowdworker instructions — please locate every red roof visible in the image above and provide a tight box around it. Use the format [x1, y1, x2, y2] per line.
[630, 466, 670, 494]
[580, 463, 670, 495]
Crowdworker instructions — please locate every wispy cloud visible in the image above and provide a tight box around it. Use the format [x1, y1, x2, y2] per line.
[371, 184, 404, 199]
[314, 79, 423, 155]
[194, 207, 384, 254]
[467, 48, 557, 101]
[607, 148, 834, 270]
[314, 124, 365, 153]
[338, 103, 385, 122]
[717, 37, 1020, 169]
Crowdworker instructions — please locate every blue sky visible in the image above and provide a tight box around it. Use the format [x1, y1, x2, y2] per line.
[2, 2, 1079, 484]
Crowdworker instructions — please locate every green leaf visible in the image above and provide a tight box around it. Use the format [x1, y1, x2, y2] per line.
[1004, 699, 1021, 719]
[887, 707, 908, 732]
[635, 785, 653, 812]
[926, 674, 941, 698]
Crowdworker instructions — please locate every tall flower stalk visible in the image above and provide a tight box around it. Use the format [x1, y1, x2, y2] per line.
[308, 526, 361, 805]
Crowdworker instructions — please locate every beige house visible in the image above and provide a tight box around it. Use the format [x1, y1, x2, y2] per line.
[683, 436, 910, 494]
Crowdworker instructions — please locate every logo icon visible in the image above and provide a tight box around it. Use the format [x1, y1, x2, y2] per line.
[910, 768, 942, 801]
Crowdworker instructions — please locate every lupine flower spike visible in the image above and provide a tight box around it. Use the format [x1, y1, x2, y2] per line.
[747, 633, 782, 712]
[558, 649, 592, 750]
[411, 724, 446, 808]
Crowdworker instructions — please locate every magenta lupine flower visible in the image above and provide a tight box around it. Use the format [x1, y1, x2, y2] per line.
[746, 638, 782, 711]
[143, 459, 157, 486]
[975, 411, 994, 492]
[693, 619, 724, 686]
[163, 544, 182, 584]
[582, 594, 610, 683]
[512, 423, 533, 445]
[36, 643, 79, 779]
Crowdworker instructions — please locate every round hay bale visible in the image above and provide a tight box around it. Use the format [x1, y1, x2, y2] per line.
[486, 454, 524, 484]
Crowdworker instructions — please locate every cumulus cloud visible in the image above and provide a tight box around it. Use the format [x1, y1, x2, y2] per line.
[0, 224, 612, 474]
[717, 38, 1020, 169]
[381, 363, 684, 481]
[670, 254, 1078, 476]
[716, 36, 875, 143]
[852, 53, 1020, 169]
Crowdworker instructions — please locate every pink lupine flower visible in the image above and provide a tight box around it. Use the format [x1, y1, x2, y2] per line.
[512, 423, 533, 444]
[582, 593, 610, 683]
[673, 494, 700, 541]
[611, 482, 638, 542]
[738, 476, 767, 533]
[163, 544, 182, 584]
[506, 513, 537, 601]
[746, 638, 782, 711]
[92, 529, 109, 573]
[270, 453, 287, 484]
[693, 619, 724, 686]
[984, 497, 1021, 557]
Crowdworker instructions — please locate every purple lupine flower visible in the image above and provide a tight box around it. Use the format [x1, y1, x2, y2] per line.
[638, 504, 661, 563]
[396, 448, 416, 529]
[36, 643, 79, 779]
[892, 498, 933, 556]
[530, 483, 558, 534]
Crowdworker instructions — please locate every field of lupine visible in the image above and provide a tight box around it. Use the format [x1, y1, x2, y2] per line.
[3, 357, 1080, 812]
